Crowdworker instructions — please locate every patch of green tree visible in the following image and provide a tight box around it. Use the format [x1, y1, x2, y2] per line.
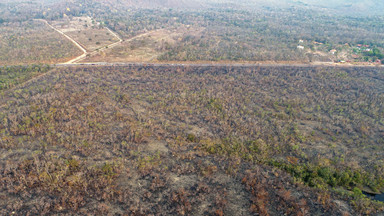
[269, 160, 384, 193]
[0, 64, 51, 91]
[201, 135, 384, 196]
[365, 48, 384, 60]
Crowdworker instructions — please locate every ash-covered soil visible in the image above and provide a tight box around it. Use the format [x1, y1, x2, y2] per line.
[1, 65, 384, 215]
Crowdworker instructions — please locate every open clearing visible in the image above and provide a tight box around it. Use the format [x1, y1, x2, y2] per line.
[51, 16, 120, 52]
[82, 26, 204, 63]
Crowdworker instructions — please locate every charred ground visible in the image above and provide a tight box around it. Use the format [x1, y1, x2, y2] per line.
[0, 64, 383, 215]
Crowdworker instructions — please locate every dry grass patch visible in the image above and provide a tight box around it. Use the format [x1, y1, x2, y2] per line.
[51, 16, 119, 52]
[0, 20, 81, 65]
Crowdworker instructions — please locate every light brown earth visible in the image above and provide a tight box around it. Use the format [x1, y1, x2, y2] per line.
[50, 16, 119, 52]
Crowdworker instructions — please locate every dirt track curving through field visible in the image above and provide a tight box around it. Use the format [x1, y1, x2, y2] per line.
[39, 18, 161, 64]
[37, 19, 88, 64]
[70, 26, 125, 63]
[38, 19, 124, 64]
[80, 29, 165, 63]
[105, 27, 123, 49]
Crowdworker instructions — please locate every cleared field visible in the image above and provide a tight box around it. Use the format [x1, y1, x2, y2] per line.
[0, 20, 82, 65]
[51, 16, 120, 52]
[82, 26, 203, 63]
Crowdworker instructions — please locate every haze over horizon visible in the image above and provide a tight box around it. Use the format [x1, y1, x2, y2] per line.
[1, 0, 383, 15]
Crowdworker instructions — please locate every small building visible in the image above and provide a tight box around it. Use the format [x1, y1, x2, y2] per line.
[297, 45, 304, 50]
[299, 39, 304, 43]
[330, 49, 337, 55]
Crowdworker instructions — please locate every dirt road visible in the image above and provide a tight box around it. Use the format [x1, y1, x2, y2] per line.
[36, 19, 88, 64]
[32, 19, 384, 68]
[78, 29, 165, 63]
[38, 19, 124, 64]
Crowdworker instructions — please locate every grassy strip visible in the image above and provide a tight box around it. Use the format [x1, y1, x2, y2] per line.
[200, 136, 384, 196]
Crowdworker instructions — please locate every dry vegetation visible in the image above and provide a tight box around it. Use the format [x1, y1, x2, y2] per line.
[1, 1, 384, 65]
[93, 8, 384, 64]
[0, 20, 81, 65]
[0, 64, 383, 215]
[1, 1, 384, 215]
